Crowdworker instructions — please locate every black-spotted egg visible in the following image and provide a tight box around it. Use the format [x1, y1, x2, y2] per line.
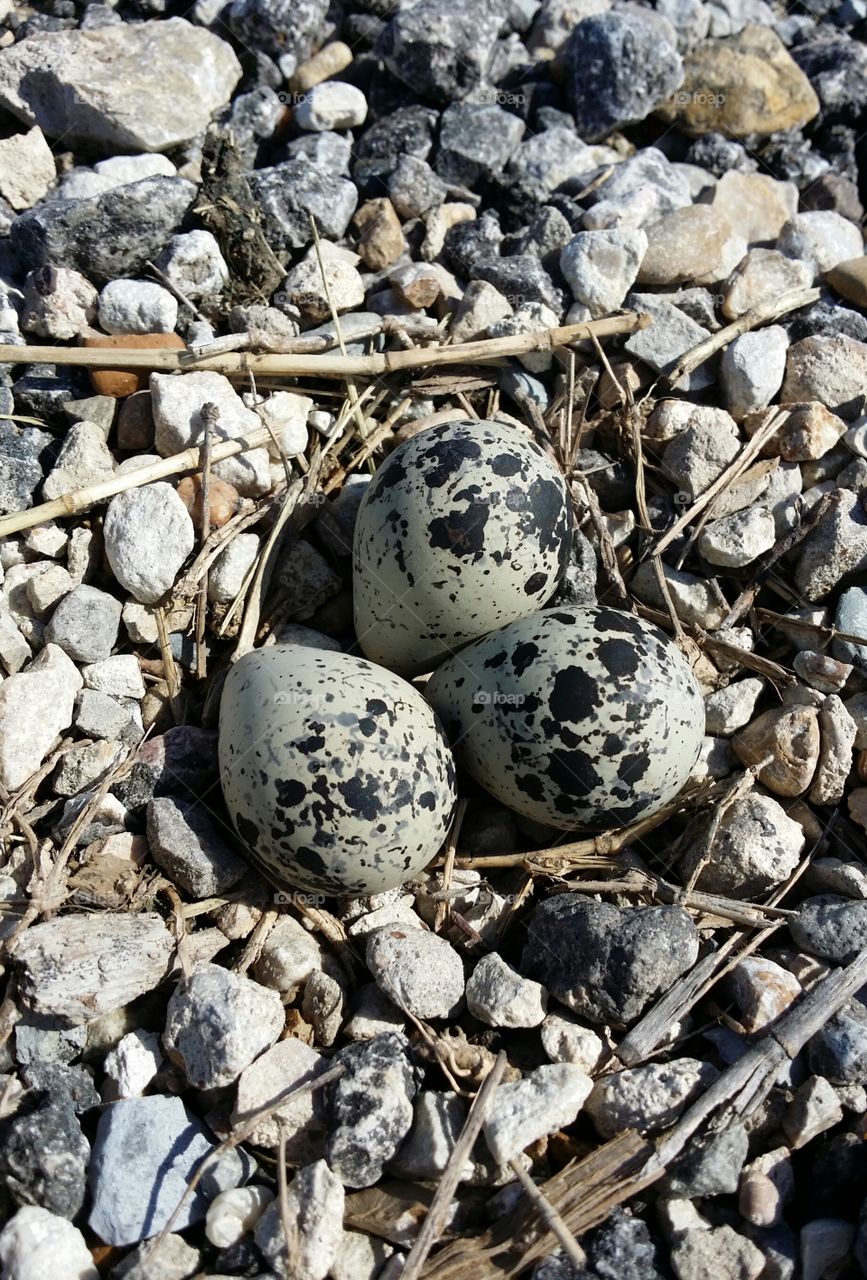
[352, 420, 572, 676]
[425, 606, 704, 830]
[219, 646, 457, 894]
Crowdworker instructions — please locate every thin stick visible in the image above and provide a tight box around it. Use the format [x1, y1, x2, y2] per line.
[195, 406, 215, 680]
[508, 1159, 587, 1270]
[401, 1052, 508, 1280]
[0, 426, 274, 538]
[662, 286, 821, 389]
[435, 798, 468, 934]
[0, 314, 650, 377]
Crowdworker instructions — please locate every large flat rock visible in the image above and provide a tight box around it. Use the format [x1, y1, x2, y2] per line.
[0, 18, 241, 152]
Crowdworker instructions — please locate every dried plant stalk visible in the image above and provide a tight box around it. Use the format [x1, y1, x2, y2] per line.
[0, 313, 648, 377]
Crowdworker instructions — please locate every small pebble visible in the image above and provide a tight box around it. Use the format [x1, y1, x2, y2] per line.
[465, 953, 547, 1029]
[483, 1063, 593, 1164]
[365, 928, 465, 1020]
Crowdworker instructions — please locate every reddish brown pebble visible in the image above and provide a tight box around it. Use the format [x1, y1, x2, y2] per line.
[82, 332, 185, 398]
[176, 474, 240, 528]
[352, 198, 406, 271]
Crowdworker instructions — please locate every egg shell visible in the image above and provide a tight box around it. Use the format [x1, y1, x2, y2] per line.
[219, 645, 458, 895]
[425, 606, 705, 831]
[352, 419, 573, 677]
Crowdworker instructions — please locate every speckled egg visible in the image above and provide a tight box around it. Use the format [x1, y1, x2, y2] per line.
[425, 607, 704, 830]
[219, 646, 458, 894]
[352, 420, 573, 676]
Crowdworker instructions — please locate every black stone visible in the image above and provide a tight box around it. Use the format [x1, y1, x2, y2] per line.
[377, 0, 506, 106]
[0, 1096, 89, 1219]
[443, 214, 503, 276]
[470, 253, 565, 314]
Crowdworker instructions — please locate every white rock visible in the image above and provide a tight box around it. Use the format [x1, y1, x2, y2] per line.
[483, 1064, 593, 1164]
[0, 1205, 98, 1280]
[345, 896, 424, 939]
[670, 1224, 764, 1280]
[704, 677, 765, 735]
[647, 400, 738, 444]
[253, 913, 324, 992]
[281, 240, 365, 319]
[103, 484, 195, 604]
[720, 325, 788, 418]
[102, 1030, 164, 1101]
[465, 953, 547, 1028]
[540, 1012, 608, 1072]
[0, 126, 55, 211]
[777, 211, 864, 280]
[0, 606, 30, 674]
[343, 983, 406, 1041]
[163, 963, 284, 1089]
[150, 371, 270, 497]
[98, 279, 178, 335]
[254, 1160, 344, 1280]
[205, 1185, 274, 1248]
[662, 412, 741, 498]
[449, 280, 513, 343]
[233, 1037, 327, 1153]
[586, 1058, 717, 1139]
[487, 301, 561, 373]
[153, 229, 229, 301]
[208, 533, 260, 604]
[631, 560, 728, 629]
[331, 1229, 394, 1280]
[682, 792, 805, 897]
[122, 601, 160, 646]
[82, 654, 146, 700]
[254, 389, 311, 458]
[295, 81, 368, 131]
[559, 227, 648, 317]
[729, 956, 801, 1033]
[41, 421, 116, 502]
[26, 563, 74, 616]
[365, 928, 465, 1020]
[699, 506, 777, 568]
[0, 644, 82, 790]
[394, 1090, 468, 1179]
[0, 19, 241, 152]
[23, 523, 67, 559]
[784, 1074, 843, 1149]
[96, 153, 178, 184]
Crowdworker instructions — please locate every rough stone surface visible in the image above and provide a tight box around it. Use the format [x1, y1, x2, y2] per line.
[163, 963, 284, 1089]
[720, 326, 788, 418]
[44, 585, 121, 664]
[0, 127, 56, 212]
[98, 280, 178, 336]
[699, 506, 777, 567]
[521, 895, 700, 1025]
[789, 896, 867, 964]
[483, 1063, 593, 1164]
[796, 489, 867, 602]
[560, 227, 647, 316]
[365, 928, 465, 1020]
[586, 1058, 718, 1139]
[0, 1206, 98, 1280]
[639, 205, 745, 286]
[326, 1032, 420, 1188]
[233, 1036, 328, 1154]
[103, 484, 195, 605]
[0, 644, 82, 791]
[254, 1160, 344, 1280]
[682, 793, 805, 897]
[88, 1095, 214, 1246]
[565, 10, 684, 141]
[658, 26, 819, 138]
[150, 370, 269, 496]
[777, 212, 864, 280]
[0, 19, 241, 151]
[782, 335, 867, 420]
[147, 797, 247, 897]
[465, 953, 548, 1028]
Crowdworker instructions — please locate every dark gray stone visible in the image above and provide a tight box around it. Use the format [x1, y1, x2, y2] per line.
[521, 894, 699, 1025]
[588, 1211, 663, 1280]
[0, 422, 53, 514]
[112, 726, 219, 814]
[662, 1121, 750, 1197]
[565, 11, 683, 140]
[471, 253, 565, 314]
[0, 1096, 89, 1218]
[10, 178, 197, 285]
[147, 796, 247, 897]
[247, 160, 358, 252]
[45, 584, 122, 664]
[326, 1032, 421, 1188]
[387, 155, 448, 218]
[788, 894, 867, 963]
[354, 105, 439, 164]
[378, 0, 505, 105]
[443, 213, 504, 275]
[808, 999, 867, 1084]
[21, 1062, 100, 1114]
[226, 0, 327, 60]
[435, 102, 525, 186]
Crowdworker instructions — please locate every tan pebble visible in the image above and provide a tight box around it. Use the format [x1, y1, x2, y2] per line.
[827, 255, 867, 310]
[352, 198, 406, 271]
[176, 474, 240, 528]
[709, 170, 799, 244]
[722, 248, 814, 320]
[638, 205, 744, 286]
[291, 41, 353, 93]
[420, 202, 476, 262]
[731, 704, 820, 795]
[657, 26, 819, 139]
[389, 261, 443, 309]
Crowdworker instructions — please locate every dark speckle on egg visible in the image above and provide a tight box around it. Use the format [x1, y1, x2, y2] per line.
[352, 420, 573, 677]
[219, 646, 458, 895]
[425, 606, 705, 831]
